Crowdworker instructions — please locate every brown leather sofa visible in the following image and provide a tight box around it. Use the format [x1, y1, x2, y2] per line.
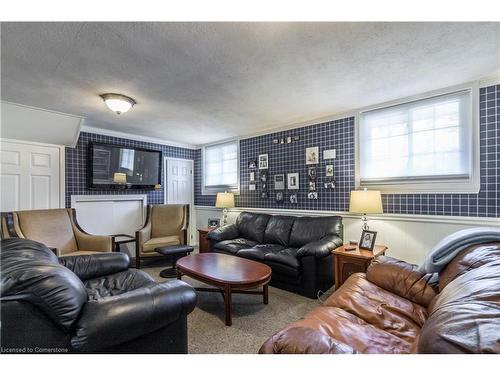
[259, 242, 500, 354]
[1, 208, 113, 256]
[135, 204, 189, 268]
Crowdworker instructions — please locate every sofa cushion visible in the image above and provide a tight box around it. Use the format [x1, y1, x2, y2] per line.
[419, 253, 500, 354]
[263, 215, 295, 246]
[236, 244, 284, 261]
[142, 235, 181, 253]
[288, 216, 343, 248]
[1, 238, 88, 332]
[213, 238, 258, 254]
[325, 273, 427, 343]
[438, 242, 500, 291]
[236, 212, 271, 243]
[264, 247, 300, 270]
[264, 305, 414, 354]
[85, 269, 156, 301]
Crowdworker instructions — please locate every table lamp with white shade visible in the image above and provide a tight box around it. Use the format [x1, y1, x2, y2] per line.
[216, 192, 235, 226]
[349, 189, 383, 231]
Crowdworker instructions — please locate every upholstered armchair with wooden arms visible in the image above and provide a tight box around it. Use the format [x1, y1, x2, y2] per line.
[1, 208, 113, 256]
[135, 204, 189, 268]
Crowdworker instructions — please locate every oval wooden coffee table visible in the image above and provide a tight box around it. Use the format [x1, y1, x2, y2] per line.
[176, 253, 272, 326]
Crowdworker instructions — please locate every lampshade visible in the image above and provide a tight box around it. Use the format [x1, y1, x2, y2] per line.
[349, 189, 383, 214]
[113, 172, 127, 184]
[216, 192, 235, 208]
[101, 93, 136, 115]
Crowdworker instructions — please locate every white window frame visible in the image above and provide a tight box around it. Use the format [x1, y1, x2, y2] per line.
[201, 139, 240, 195]
[355, 82, 480, 194]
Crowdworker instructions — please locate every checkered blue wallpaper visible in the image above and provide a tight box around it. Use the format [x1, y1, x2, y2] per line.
[194, 84, 499, 218]
[65, 132, 196, 208]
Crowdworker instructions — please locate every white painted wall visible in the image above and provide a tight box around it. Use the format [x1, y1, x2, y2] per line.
[195, 206, 500, 265]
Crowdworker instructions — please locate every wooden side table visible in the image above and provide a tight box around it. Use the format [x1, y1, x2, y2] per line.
[332, 244, 388, 289]
[197, 227, 215, 253]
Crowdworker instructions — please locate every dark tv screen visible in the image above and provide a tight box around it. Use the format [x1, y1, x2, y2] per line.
[89, 143, 161, 189]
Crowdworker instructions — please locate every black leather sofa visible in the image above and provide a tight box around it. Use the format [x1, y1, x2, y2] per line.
[207, 212, 343, 298]
[0, 238, 197, 353]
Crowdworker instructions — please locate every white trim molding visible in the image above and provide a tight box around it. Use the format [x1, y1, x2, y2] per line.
[81, 125, 197, 150]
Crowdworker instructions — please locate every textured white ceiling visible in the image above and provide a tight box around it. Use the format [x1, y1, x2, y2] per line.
[1, 22, 499, 146]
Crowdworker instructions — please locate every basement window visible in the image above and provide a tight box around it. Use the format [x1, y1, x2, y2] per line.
[202, 140, 240, 195]
[356, 84, 479, 193]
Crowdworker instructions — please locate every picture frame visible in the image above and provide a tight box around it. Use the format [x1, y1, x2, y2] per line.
[326, 164, 334, 177]
[289, 193, 298, 204]
[208, 218, 220, 228]
[276, 191, 284, 203]
[249, 184, 256, 191]
[287, 173, 299, 190]
[306, 146, 319, 165]
[307, 192, 318, 200]
[260, 191, 269, 199]
[258, 154, 269, 169]
[308, 166, 316, 180]
[274, 174, 285, 190]
[249, 171, 255, 182]
[359, 230, 377, 251]
[248, 159, 257, 169]
[260, 171, 268, 182]
[308, 181, 316, 191]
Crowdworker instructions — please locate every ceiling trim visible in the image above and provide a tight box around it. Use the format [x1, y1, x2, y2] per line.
[81, 125, 197, 150]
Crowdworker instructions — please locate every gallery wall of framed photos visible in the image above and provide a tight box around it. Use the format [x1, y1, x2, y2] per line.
[195, 116, 354, 210]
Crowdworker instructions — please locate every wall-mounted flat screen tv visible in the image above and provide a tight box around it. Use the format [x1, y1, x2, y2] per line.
[88, 143, 161, 190]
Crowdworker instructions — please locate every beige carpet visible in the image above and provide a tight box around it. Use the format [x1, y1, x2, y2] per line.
[144, 265, 331, 354]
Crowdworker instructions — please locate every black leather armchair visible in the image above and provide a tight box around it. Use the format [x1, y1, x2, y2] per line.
[0, 238, 197, 353]
[207, 212, 343, 298]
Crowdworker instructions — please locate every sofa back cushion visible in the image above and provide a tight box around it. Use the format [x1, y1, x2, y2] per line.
[0, 238, 88, 332]
[418, 244, 500, 353]
[264, 215, 295, 246]
[289, 216, 343, 248]
[236, 212, 271, 243]
[438, 242, 500, 291]
[15, 209, 78, 254]
[151, 204, 188, 238]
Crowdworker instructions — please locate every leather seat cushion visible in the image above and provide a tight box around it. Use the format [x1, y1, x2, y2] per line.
[264, 247, 300, 270]
[142, 236, 181, 253]
[325, 273, 427, 343]
[85, 269, 156, 301]
[263, 216, 295, 246]
[282, 305, 414, 354]
[236, 244, 285, 261]
[213, 238, 258, 254]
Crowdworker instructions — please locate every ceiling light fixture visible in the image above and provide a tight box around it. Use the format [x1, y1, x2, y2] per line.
[100, 93, 136, 115]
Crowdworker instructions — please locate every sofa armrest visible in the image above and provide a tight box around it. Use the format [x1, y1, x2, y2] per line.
[70, 280, 197, 352]
[259, 327, 356, 354]
[366, 256, 438, 307]
[207, 224, 239, 242]
[296, 235, 343, 259]
[59, 253, 130, 281]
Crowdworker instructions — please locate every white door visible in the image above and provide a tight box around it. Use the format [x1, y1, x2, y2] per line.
[165, 158, 194, 244]
[165, 158, 193, 205]
[0, 140, 62, 211]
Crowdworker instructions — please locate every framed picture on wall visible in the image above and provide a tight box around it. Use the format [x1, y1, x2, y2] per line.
[287, 173, 299, 190]
[258, 154, 269, 169]
[306, 146, 319, 165]
[274, 174, 285, 190]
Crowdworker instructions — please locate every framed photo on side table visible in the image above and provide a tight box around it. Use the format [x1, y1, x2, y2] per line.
[208, 218, 221, 228]
[359, 230, 377, 251]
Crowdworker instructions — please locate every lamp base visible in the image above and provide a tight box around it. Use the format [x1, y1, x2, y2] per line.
[361, 214, 369, 231]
